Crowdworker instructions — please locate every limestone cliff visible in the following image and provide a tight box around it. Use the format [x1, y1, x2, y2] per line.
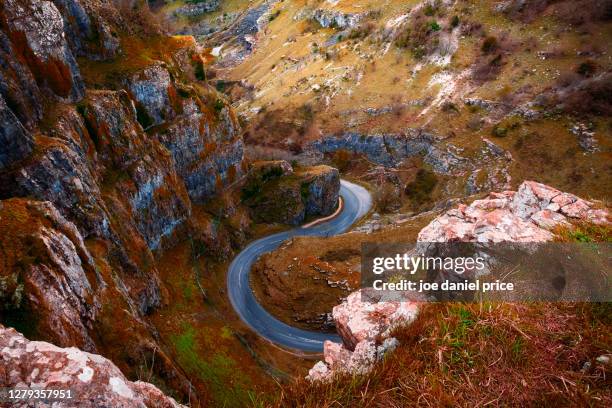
[0, 0, 246, 403]
[242, 161, 340, 225]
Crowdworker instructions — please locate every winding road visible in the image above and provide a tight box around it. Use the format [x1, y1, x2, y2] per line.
[227, 180, 372, 352]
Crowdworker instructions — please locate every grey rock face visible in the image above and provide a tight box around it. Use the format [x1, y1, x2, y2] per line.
[0, 95, 33, 169]
[303, 166, 340, 216]
[0, 199, 102, 351]
[51, 0, 121, 60]
[78, 90, 192, 250]
[244, 164, 339, 225]
[3, 0, 85, 102]
[312, 9, 365, 29]
[311, 132, 467, 174]
[0, 29, 44, 127]
[209, 0, 278, 67]
[12, 138, 112, 239]
[156, 95, 245, 203]
[128, 62, 174, 127]
[173, 0, 220, 17]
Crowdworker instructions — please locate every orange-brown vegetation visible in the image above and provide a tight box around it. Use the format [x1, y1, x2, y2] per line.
[251, 213, 434, 331]
[78, 34, 195, 89]
[272, 302, 612, 407]
[167, 84, 184, 115]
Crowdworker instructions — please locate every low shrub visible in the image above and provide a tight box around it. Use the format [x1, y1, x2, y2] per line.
[374, 182, 400, 213]
[450, 15, 460, 28]
[481, 35, 498, 54]
[404, 169, 438, 207]
[576, 59, 597, 77]
[472, 54, 503, 82]
[429, 21, 441, 31]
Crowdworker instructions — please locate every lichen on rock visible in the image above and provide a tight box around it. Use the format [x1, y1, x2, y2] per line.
[308, 180, 610, 382]
[0, 325, 185, 407]
[242, 161, 340, 225]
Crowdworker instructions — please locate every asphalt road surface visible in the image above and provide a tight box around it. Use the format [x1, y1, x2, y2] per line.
[227, 180, 372, 352]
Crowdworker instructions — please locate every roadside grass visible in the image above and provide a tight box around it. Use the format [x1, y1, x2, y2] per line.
[271, 302, 611, 407]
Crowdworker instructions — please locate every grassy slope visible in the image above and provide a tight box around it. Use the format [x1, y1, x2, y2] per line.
[219, 0, 611, 201]
[270, 302, 611, 407]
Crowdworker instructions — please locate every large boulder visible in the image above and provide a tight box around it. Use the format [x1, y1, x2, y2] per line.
[307, 290, 417, 381]
[418, 180, 609, 243]
[0, 325, 185, 408]
[333, 290, 419, 351]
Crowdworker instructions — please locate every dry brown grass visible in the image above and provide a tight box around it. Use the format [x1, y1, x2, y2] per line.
[78, 34, 196, 89]
[269, 302, 612, 407]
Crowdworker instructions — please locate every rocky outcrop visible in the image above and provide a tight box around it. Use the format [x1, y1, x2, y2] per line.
[0, 325, 185, 407]
[311, 131, 467, 174]
[418, 180, 609, 242]
[0, 198, 102, 351]
[302, 165, 340, 216]
[128, 62, 176, 128]
[173, 0, 220, 18]
[206, 0, 279, 67]
[308, 181, 610, 381]
[125, 61, 245, 203]
[78, 90, 192, 249]
[2, 0, 85, 102]
[9, 132, 112, 240]
[52, 0, 121, 60]
[243, 162, 340, 225]
[157, 95, 244, 203]
[307, 290, 418, 381]
[312, 9, 366, 29]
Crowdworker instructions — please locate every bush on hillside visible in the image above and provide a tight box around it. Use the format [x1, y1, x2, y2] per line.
[404, 169, 438, 207]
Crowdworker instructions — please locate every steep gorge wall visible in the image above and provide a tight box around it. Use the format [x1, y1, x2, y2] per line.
[0, 0, 245, 402]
